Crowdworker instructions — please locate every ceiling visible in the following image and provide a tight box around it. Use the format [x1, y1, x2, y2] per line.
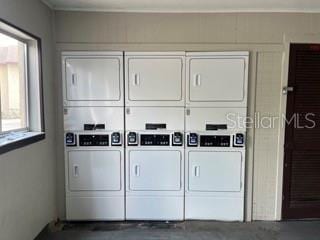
[42, 0, 320, 12]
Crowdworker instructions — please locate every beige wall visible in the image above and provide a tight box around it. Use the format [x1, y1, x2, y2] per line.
[54, 11, 320, 221]
[55, 12, 320, 44]
[0, 1, 57, 240]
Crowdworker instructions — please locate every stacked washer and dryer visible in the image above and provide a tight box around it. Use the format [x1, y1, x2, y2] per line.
[62, 51, 249, 221]
[125, 52, 185, 220]
[62, 52, 125, 220]
[184, 52, 249, 221]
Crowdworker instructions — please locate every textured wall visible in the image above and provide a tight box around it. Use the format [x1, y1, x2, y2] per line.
[54, 11, 320, 220]
[55, 12, 320, 44]
[0, 1, 56, 240]
[253, 52, 283, 220]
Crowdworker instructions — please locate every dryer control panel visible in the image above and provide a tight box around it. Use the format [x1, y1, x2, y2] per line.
[200, 135, 230, 147]
[127, 132, 184, 146]
[79, 134, 109, 146]
[187, 133, 245, 148]
[141, 134, 170, 146]
[65, 132, 123, 147]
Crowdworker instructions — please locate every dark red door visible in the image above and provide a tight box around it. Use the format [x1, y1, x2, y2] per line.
[282, 44, 320, 219]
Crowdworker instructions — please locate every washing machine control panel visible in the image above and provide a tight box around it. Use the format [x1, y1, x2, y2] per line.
[188, 133, 199, 147]
[200, 135, 230, 147]
[79, 134, 109, 146]
[141, 134, 170, 146]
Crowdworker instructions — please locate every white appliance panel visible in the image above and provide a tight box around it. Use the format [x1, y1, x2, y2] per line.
[66, 197, 124, 220]
[64, 107, 124, 131]
[185, 196, 244, 220]
[128, 58, 182, 101]
[189, 58, 245, 102]
[186, 52, 249, 107]
[68, 150, 121, 191]
[126, 196, 184, 220]
[125, 107, 184, 131]
[188, 151, 242, 192]
[186, 107, 247, 131]
[66, 58, 121, 101]
[129, 150, 181, 191]
[125, 52, 185, 106]
[62, 51, 123, 107]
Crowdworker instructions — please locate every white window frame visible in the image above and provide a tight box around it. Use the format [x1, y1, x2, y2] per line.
[0, 19, 45, 153]
[0, 30, 29, 134]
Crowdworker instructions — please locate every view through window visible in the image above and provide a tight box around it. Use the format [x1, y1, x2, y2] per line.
[0, 32, 28, 132]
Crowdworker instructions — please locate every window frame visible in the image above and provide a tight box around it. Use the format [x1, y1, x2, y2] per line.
[0, 18, 45, 154]
[0, 30, 29, 133]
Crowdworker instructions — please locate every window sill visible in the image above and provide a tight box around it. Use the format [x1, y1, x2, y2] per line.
[0, 132, 45, 154]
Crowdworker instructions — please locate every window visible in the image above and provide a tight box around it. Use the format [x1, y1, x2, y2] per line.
[0, 19, 45, 154]
[0, 32, 28, 132]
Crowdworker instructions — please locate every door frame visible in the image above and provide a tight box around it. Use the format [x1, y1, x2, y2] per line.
[276, 33, 320, 220]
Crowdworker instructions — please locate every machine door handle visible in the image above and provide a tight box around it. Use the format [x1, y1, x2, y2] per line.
[73, 165, 79, 177]
[193, 74, 201, 87]
[133, 73, 140, 86]
[134, 165, 140, 177]
[194, 166, 200, 177]
[71, 73, 77, 85]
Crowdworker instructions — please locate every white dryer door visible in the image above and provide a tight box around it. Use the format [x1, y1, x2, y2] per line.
[127, 58, 183, 101]
[68, 150, 121, 191]
[129, 150, 181, 191]
[65, 58, 121, 101]
[189, 58, 245, 102]
[188, 151, 242, 192]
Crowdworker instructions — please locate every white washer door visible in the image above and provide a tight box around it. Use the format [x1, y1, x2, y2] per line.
[68, 150, 121, 191]
[129, 150, 181, 191]
[188, 151, 242, 192]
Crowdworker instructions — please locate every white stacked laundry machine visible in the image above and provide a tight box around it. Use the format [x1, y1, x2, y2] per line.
[124, 52, 185, 220]
[184, 52, 249, 221]
[62, 50, 249, 221]
[62, 51, 125, 220]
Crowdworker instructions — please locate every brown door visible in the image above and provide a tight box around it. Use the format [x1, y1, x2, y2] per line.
[282, 43, 320, 219]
